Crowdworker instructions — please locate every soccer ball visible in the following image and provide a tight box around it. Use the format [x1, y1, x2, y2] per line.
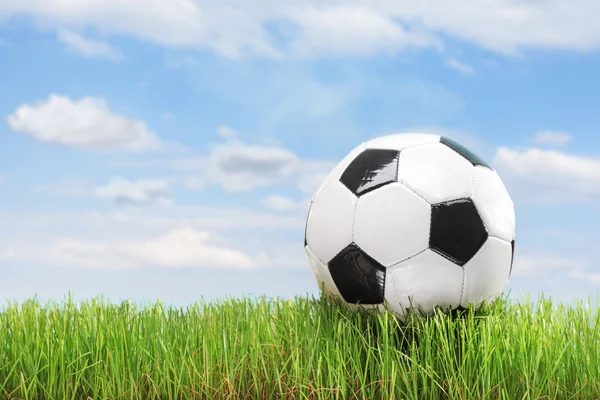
[304, 133, 515, 320]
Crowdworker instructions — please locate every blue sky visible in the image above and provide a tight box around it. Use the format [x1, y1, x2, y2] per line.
[1, 1, 600, 307]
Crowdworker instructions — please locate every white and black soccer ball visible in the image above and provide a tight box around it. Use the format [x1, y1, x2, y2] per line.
[304, 133, 516, 320]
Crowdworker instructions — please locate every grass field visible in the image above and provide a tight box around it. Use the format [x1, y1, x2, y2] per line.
[1, 293, 599, 400]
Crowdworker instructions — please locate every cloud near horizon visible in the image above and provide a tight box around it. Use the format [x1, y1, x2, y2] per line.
[36, 227, 264, 270]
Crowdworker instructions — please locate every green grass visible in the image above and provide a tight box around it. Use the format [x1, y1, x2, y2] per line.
[1, 293, 599, 400]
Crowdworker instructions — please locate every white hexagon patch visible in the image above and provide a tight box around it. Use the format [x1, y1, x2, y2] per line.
[398, 142, 475, 204]
[306, 181, 357, 264]
[385, 249, 464, 320]
[461, 237, 512, 307]
[353, 182, 430, 267]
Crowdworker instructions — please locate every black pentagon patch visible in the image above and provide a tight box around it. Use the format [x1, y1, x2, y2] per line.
[509, 239, 515, 276]
[430, 199, 488, 266]
[340, 149, 399, 197]
[328, 243, 385, 304]
[440, 136, 492, 170]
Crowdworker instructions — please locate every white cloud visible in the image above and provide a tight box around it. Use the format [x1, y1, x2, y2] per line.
[262, 195, 298, 211]
[0, 0, 279, 59]
[209, 141, 301, 192]
[57, 30, 122, 61]
[126, 228, 262, 269]
[445, 57, 474, 74]
[7, 94, 162, 151]
[285, 5, 439, 57]
[165, 138, 302, 192]
[94, 178, 172, 206]
[493, 147, 600, 204]
[4, 1, 600, 59]
[532, 130, 573, 147]
[375, 0, 600, 55]
[160, 134, 334, 196]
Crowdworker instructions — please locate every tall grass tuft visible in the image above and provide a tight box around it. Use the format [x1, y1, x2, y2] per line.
[1, 293, 599, 399]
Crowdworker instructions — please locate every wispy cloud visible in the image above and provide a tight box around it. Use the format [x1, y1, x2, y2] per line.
[445, 57, 474, 74]
[57, 30, 122, 61]
[532, 130, 573, 147]
[262, 195, 300, 211]
[94, 178, 172, 206]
